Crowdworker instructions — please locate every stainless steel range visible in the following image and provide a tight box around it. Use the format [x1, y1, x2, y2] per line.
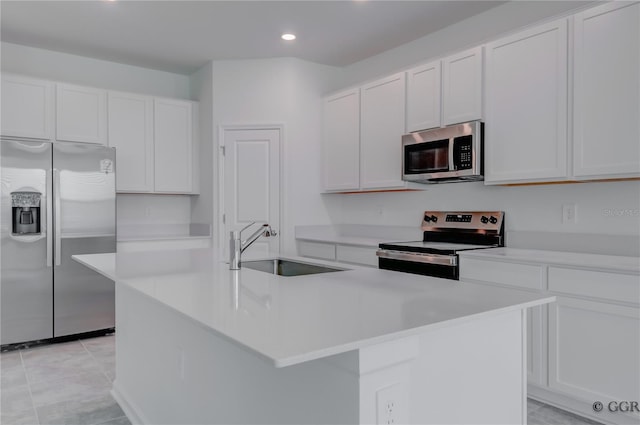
[377, 211, 504, 280]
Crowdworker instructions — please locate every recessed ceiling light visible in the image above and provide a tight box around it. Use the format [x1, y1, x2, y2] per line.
[281, 33, 296, 41]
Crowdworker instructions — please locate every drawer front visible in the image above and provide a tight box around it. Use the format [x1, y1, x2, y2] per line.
[548, 267, 639, 305]
[297, 240, 336, 261]
[336, 245, 378, 267]
[459, 257, 544, 290]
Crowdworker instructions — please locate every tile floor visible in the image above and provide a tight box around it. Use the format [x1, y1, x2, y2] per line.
[1, 334, 602, 425]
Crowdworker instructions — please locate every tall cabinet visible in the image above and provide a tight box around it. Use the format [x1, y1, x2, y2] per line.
[323, 89, 360, 192]
[572, 1, 640, 179]
[153, 98, 194, 193]
[360, 72, 406, 190]
[107, 92, 154, 192]
[484, 19, 569, 184]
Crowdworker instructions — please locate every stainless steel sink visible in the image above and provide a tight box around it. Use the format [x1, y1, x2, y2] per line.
[241, 258, 346, 276]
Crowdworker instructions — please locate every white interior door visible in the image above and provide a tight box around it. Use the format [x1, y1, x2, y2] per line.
[222, 127, 280, 259]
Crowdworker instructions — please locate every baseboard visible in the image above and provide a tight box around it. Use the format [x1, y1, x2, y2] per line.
[111, 380, 147, 425]
[529, 385, 639, 425]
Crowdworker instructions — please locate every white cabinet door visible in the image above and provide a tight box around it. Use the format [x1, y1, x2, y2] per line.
[323, 89, 360, 192]
[442, 46, 484, 126]
[153, 98, 193, 193]
[485, 19, 568, 184]
[406, 61, 441, 132]
[108, 92, 154, 193]
[1, 74, 53, 140]
[573, 2, 640, 179]
[549, 297, 640, 409]
[56, 83, 107, 144]
[360, 72, 406, 189]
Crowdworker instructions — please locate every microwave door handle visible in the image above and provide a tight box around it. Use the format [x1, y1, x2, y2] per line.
[448, 137, 455, 171]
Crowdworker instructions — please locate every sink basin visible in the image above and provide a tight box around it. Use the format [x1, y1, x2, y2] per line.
[241, 258, 345, 277]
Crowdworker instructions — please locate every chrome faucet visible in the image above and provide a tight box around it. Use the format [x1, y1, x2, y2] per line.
[229, 222, 277, 270]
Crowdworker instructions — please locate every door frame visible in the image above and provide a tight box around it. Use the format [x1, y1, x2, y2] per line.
[217, 123, 285, 255]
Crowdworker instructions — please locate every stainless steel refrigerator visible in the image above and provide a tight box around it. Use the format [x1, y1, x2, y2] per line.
[1, 139, 116, 346]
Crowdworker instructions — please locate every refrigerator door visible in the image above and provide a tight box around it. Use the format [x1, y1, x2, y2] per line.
[53, 143, 116, 337]
[1, 139, 53, 344]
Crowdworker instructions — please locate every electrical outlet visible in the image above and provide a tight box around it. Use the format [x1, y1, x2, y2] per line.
[562, 203, 577, 224]
[376, 384, 401, 425]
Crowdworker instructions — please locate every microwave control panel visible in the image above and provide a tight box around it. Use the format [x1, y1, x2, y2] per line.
[453, 135, 473, 170]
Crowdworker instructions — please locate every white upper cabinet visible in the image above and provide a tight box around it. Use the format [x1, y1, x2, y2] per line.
[153, 98, 193, 193]
[485, 19, 568, 184]
[56, 83, 107, 145]
[406, 47, 483, 132]
[406, 61, 441, 132]
[323, 88, 360, 192]
[1, 74, 53, 140]
[108, 91, 154, 193]
[360, 72, 406, 190]
[572, 1, 640, 179]
[442, 46, 484, 126]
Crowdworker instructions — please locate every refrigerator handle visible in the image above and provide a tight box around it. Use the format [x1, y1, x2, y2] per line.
[46, 166, 53, 267]
[54, 168, 61, 266]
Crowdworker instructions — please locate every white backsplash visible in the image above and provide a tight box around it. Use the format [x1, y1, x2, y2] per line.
[117, 193, 192, 228]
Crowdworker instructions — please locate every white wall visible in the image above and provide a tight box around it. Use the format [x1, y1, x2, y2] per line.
[210, 58, 342, 254]
[189, 62, 214, 233]
[117, 194, 191, 227]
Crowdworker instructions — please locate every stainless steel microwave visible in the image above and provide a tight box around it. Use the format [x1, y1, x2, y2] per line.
[402, 121, 483, 183]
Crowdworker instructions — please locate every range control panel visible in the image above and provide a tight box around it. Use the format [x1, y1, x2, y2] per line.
[422, 211, 504, 232]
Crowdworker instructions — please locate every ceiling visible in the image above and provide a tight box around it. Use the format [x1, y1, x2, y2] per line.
[0, 1, 506, 75]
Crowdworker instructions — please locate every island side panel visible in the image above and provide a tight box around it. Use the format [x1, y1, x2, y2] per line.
[112, 282, 360, 425]
[356, 309, 526, 425]
[411, 309, 526, 424]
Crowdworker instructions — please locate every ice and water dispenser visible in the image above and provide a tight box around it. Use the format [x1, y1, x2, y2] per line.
[11, 191, 42, 235]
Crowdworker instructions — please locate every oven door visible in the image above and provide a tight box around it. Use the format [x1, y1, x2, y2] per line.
[376, 249, 459, 280]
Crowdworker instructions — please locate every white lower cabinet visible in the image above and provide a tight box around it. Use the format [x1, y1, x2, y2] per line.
[548, 297, 639, 404]
[460, 255, 640, 425]
[297, 240, 377, 267]
[296, 240, 336, 261]
[335, 244, 377, 267]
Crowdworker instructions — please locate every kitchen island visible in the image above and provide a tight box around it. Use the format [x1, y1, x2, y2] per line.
[74, 248, 554, 425]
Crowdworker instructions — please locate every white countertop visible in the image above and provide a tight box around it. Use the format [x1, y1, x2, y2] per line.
[74, 248, 554, 368]
[459, 247, 640, 274]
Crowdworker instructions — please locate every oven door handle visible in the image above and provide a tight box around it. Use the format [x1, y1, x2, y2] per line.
[376, 249, 458, 266]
